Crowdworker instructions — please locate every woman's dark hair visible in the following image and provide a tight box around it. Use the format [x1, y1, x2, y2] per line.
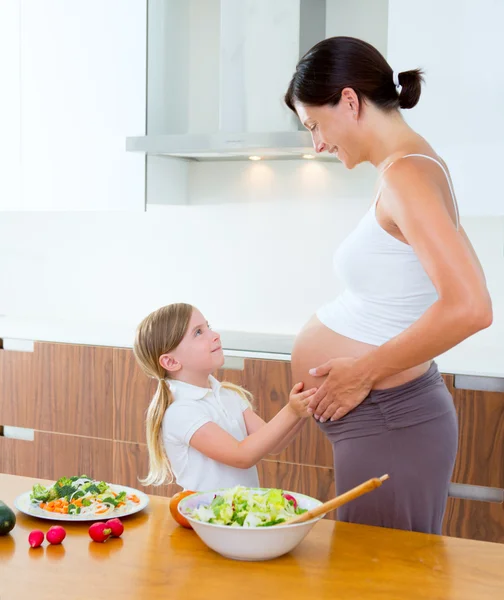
[285, 36, 424, 112]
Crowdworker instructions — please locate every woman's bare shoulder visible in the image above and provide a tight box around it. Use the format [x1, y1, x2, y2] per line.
[381, 153, 457, 222]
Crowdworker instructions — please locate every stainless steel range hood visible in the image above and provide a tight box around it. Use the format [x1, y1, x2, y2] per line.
[126, 0, 329, 161]
[126, 131, 318, 160]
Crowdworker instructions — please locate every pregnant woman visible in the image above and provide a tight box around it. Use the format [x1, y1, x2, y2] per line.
[286, 37, 493, 533]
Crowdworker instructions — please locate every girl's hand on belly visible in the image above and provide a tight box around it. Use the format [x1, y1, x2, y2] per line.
[308, 357, 373, 422]
[288, 382, 317, 418]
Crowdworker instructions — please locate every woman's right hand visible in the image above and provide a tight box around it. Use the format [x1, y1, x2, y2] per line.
[288, 382, 317, 418]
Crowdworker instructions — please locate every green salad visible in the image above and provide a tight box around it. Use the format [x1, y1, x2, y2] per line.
[29, 475, 139, 517]
[187, 486, 308, 527]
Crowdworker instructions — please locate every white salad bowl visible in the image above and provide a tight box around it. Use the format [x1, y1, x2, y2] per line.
[178, 488, 323, 561]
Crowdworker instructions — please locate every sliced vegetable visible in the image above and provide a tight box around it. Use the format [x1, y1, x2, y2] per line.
[29, 476, 141, 518]
[282, 493, 298, 510]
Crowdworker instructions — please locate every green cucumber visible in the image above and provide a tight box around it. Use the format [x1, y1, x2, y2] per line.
[0, 500, 16, 536]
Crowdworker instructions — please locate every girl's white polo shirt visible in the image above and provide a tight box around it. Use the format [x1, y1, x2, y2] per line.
[161, 375, 260, 491]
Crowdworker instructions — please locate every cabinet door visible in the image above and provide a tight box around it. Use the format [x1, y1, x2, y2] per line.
[0, 342, 114, 438]
[440, 374, 504, 543]
[0, 431, 114, 482]
[388, 0, 504, 216]
[0, 1, 21, 210]
[20, 0, 146, 210]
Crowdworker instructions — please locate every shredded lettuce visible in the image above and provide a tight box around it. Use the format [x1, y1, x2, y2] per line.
[188, 486, 307, 527]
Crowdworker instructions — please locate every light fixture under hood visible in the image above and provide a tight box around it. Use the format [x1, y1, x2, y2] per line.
[126, 0, 334, 162]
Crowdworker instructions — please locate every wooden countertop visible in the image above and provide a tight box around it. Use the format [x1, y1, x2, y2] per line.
[1, 474, 503, 600]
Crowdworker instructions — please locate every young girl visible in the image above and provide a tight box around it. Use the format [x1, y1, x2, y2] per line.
[133, 303, 316, 491]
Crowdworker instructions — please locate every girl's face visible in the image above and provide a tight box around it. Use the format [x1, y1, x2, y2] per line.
[294, 90, 363, 169]
[160, 308, 224, 377]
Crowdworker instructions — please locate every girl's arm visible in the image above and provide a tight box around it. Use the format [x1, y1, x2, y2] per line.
[242, 409, 308, 455]
[189, 383, 314, 469]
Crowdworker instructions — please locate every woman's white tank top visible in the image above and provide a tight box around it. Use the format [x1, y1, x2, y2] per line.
[316, 154, 459, 346]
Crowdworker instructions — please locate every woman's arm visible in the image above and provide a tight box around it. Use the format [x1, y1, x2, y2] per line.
[357, 160, 492, 383]
[309, 159, 492, 421]
[243, 409, 308, 455]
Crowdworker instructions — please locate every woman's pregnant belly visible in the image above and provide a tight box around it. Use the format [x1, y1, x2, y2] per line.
[291, 314, 430, 392]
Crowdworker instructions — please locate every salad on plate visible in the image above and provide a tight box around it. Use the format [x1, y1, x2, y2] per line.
[186, 486, 308, 527]
[29, 475, 142, 517]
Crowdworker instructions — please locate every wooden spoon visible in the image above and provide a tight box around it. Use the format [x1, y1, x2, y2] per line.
[276, 474, 390, 526]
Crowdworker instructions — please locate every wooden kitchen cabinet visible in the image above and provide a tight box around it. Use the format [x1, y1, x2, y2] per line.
[0, 346, 37, 429]
[0, 342, 114, 438]
[1, 341, 504, 544]
[0, 431, 114, 483]
[443, 497, 504, 544]
[112, 440, 181, 498]
[444, 375, 504, 489]
[113, 348, 156, 444]
[440, 374, 504, 543]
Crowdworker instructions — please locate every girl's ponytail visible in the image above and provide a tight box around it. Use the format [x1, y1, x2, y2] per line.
[140, 378, 174, 486]
[133, 303, 193, 486]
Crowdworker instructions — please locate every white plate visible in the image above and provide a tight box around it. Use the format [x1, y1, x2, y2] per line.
[14, 483, 149, 522]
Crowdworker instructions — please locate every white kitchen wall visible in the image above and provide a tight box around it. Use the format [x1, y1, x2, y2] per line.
[388, 0, 504, 216]
[325, 0, 388, 56]
[0, 162, 373, 334]
[0, 0, 21, 210]
[1, 0, 146, 211]
[0, 160, 502, 355]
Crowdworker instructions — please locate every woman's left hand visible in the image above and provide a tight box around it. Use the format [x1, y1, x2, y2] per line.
[307, 357, 373, 422]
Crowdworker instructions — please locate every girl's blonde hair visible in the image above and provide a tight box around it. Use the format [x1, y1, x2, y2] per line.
[133, 303, 253, 486]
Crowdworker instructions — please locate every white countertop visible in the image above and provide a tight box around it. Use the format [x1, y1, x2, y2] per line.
[0, 315, 503, 379]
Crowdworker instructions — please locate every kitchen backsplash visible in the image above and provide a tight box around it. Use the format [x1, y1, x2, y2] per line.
[0, 160, 502, 351]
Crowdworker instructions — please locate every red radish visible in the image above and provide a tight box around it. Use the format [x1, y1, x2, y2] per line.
[46, 525, 66, 545]
[89, 522, 112, 543]
[282, 493, 298, 509]
[28, 530, 45, 548]
[105, 518, 124, 538]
